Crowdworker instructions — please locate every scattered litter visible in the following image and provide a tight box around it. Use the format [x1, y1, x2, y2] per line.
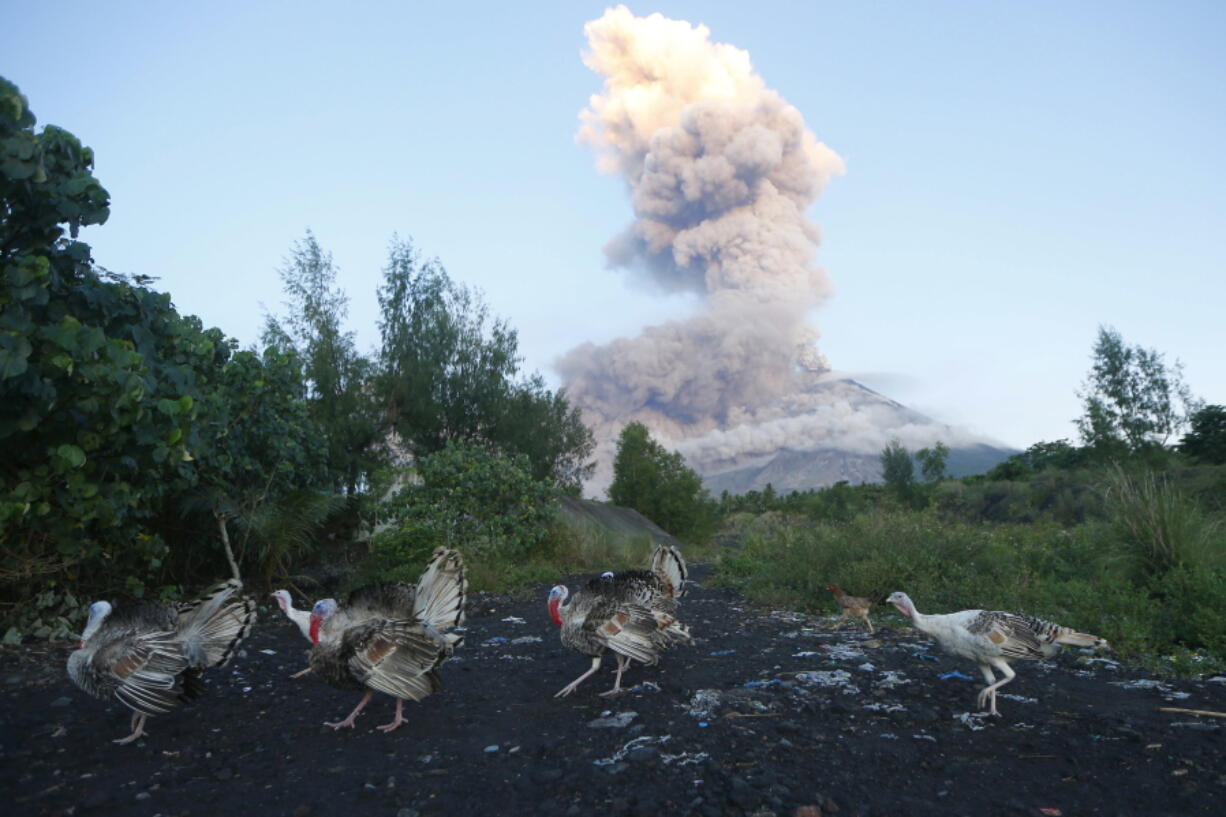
[510, 635, 542, 645]
[824, 644, 865, 661]
[792, 651, 819, 658]
[1082, 657, 1121, 670]
[481, 637, 509, 646]
[1206, 676, 1226, 685]
[498, 654, 533, 661]
[483, 744, 499, 753]
[687, 690, 722, 719]
[956, 712, 987, 731]
[999, 694, 1037, 704]
[796, 670, 860, 695]
[1012, 723, 1036, 730]
[857, 662, 876, 672]
[588, 711, 638, 729]
[878, 733, 899, 740]
[242, 686, 252, 693]
[1038, 809, 1063, 816]
[259, 649, 277, 655]
[501, 616, 525, 624]
[1111, 679, 1167, 690]
[698, 722, 709, 728]
[708, 649, 736, 656]
[624, 680, 661, 693]
[939, 671, 975, 681]
[742, 679, 782, 688]
[863, 702, 905, 713]
[912, 653, 939, 662]
[912, 733, 937, 742]
[875, 671, 911, 689]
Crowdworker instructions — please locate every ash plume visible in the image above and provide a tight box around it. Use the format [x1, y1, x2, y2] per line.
[559, 7, 954, 493]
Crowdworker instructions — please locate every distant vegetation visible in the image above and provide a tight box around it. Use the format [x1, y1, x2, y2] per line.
[712, 332, 1226, 676]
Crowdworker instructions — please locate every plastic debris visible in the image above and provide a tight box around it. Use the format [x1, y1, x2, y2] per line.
[697, 722, 709, 728]
[956, 712, 987, 731]
[939, 671, 975, 681]
[481, 637, 509, 646]
[874, 671, 911, 689]
[259, 649, 277, 655]
[999, 693, 1037, 704]
[510, 635, 542, 644]
[483, 744, 499, 753]
[708, 649, 736, 656]
[500, 616, 526, 624]
[825, 644, 866, 661]
[587, 711, 638, 729]
[912, 652, 939, 662]
[792, 651, 819, 658]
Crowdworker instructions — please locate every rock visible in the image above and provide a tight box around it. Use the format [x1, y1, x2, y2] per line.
[627, 745, 659, 762]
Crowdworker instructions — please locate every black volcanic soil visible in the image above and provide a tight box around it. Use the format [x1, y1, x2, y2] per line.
[4, 566, 1225, 817]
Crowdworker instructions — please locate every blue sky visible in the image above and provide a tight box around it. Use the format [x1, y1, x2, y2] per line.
[6, 0, 1224, 451]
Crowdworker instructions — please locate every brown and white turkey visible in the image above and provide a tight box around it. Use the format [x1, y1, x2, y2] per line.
[305, 547, 467, 732]
[887, 591, 1109, 716]
[67, 579, 256, 744]
[547, 543, 691, 698]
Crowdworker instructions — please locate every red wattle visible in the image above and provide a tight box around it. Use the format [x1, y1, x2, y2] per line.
[547, 597, 562, 627]
[309, 615, 322, 644]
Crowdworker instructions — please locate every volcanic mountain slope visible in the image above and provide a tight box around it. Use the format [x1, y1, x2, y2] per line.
[686, 377, 1018, 495]
[5, 565, 1224, 817]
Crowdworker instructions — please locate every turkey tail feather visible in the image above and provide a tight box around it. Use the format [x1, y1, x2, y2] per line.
[176, 580, 257, 668]
[413, 547, 468, 633]
[650, 544, 688, 599]
[1054, 630, 1109, 649]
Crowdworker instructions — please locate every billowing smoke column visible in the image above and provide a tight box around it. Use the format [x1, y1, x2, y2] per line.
[559, 7, 964, 493]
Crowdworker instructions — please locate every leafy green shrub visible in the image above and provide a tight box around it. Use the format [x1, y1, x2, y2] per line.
[367, 441, 559, 584]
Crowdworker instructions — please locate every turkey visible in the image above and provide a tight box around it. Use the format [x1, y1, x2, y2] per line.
[547, 543, 691, 698]
[270, 589, 312, 640]
[67, 578, 256, 744]
[826, 584, 875, 633]
[305, 547, 467, 732]
[270, 588, 316, 677]
[887, 591, 1109, 716]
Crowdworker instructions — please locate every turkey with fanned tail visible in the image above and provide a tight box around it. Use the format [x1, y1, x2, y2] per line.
[67, 578, 256, 744]
[304, 547, 467, 732]
[887, 591, 1110, 716]
[547, 543, 691, 697]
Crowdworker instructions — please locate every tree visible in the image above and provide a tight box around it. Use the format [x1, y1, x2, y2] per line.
[609, 422, 714, 542]
[369, 441, 559, 580]
[915, 442, 950, 482]
[376, 237, 593, 488]
[1181, 405, 1226, 465]
[0, 78, 332, 635]
[263, 232, 381, 496]
[879, 439, 916, 502]
[1076, 326, 1199, 454]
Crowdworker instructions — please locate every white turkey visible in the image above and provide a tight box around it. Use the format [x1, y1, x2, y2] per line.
[305, 547, 467, 732]
[67, 578, 256, 743]
[270, 588, 317, 677]
[547, 543, 690, 698]
[887, 591, 1109, 716]
[270, 589, 312, 640]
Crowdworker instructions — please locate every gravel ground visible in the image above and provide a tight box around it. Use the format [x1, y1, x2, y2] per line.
[4, 565, 1225, 817]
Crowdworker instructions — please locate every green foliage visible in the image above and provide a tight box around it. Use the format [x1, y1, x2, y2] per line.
[368, 441, 560, 584]
[1181, 404, 1226, 465]
[609, 422, 715, 543]
[1, 78, 334, 636]
[711, 505, 1226, 673]
[264, 232, 382, 496]
[1100, 466, 1224, 580]
[915, 441, 949, 482]
[1076, 325, 1199, 453]
[375, 237, 593, 491]
[879, 438, 920, 506]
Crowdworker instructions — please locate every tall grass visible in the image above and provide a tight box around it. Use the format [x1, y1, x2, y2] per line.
[713, 506, 1226, 675]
